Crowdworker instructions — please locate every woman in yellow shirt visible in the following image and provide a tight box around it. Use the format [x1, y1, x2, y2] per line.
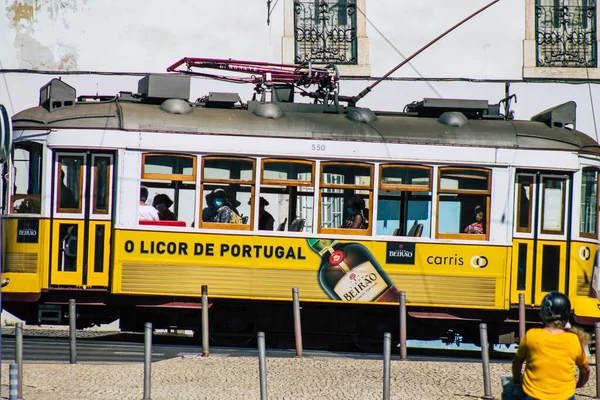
[512, 291, 590, 400]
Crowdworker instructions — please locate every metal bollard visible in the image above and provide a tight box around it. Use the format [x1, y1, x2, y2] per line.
[383, 332, 391, 400]
[9, 363, 17, 400]
[292, 287, 303, 357]
[479, 323, 492, 399]
[399, 291, 407, 360]
[518, 293, 525, 342]
[69, 299, 76, 364]
[143, 322, 152, 400]
[257, 332, 267, 400]
[594, 322, 600, 398]
[16, 322, 23, 400]
[202, 285, 209, 357]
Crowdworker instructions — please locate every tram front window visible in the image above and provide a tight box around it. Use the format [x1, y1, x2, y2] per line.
[11, 142, 42, 214]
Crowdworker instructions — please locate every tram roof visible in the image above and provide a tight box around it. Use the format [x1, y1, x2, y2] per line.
[11, 99, 600, 156]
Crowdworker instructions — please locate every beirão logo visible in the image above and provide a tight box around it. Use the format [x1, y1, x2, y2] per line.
[470, 255, 488, 269]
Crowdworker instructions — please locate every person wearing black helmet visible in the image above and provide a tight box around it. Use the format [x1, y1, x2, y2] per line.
[512, 291, 590, 400]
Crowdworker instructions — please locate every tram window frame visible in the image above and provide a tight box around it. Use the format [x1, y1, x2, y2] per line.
[10, 142, 43, 214]
[92, 155, 112, 215]
[200, 156, 255, 230]
[437, 167, 491, 240]
[540, 175, 567, 235]
[141, 153, 196, 182]
[516, 173, 535, 233]
[580, 167, 599, 239]
[140, 153, 197, 226]
[260, 159, 315, 232]
[319, 161, 373, 235]
[378, 164, 432, 237]
[56, 154, 84, 214]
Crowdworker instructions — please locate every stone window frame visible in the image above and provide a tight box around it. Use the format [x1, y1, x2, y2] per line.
[282, 0, 371, 76]
[524, 0, 600, 79]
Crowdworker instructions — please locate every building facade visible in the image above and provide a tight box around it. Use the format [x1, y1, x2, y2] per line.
[1, 0, 600, 138]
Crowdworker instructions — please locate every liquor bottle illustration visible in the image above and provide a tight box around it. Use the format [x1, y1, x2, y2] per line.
[307, 238, 400, 302]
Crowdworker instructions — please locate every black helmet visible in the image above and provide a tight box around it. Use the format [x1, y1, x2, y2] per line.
[539, 291, 571, 323]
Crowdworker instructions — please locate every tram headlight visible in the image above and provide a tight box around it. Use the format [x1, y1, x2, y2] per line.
[1, 278, 10, 288]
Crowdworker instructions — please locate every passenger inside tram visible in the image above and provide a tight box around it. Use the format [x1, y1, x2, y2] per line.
[139, 186, 159, 221]
[464, 204, 485, 234]
[341, 194, 368, 229]
[152, 194, 176, 221]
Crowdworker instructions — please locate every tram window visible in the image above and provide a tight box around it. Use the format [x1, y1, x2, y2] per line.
[541, 176, 566, 234]
[260, 159, 314, 232]
[141, 153, 197, 226]
[201, 157, 255, 229]
[516, 174, 534, 233]
[142, 154, 196, 181]
[11, 142, 42, 214]
[56, 155, 83, 213]
[319, 162, 372, 234]
[92, 156, 111, 214]
[580, 168, 598, 238]
[437, 167, 491, 239]
[378, 165, 432, 236]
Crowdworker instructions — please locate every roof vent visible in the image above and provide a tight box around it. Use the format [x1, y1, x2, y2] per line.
[138, 74, 190, 103]
[406, 98, 489, 119]
[39, 79, 76, 112]
[160, 99, 192, 114]
[205, 92, 241, 108]
[346, 107, 377, 123]
[252, 103, 284, 119]
[530, 101, 576, 129]
[439, 111, 468, 127]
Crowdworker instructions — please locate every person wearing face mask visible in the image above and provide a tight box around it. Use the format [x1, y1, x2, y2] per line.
[202, 188, 234, 223]
[342, 194, 367, 229]
[152, 194, 176, 221]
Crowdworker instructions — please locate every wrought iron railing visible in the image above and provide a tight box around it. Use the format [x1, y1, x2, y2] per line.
[294, 0, 357, 64]
[536, 1, 597, 67]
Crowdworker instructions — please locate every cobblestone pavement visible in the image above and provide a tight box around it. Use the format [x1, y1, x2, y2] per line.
[0, 355, 597, 400]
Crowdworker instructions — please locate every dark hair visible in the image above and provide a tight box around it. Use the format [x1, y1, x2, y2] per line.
[152, 193, 173, 208]
[474, 204, 485, 217]
[347, 194, 365, 210]
[140, 186, 149, 202]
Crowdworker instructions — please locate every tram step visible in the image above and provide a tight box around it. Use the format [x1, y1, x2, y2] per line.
[37, 305, 62, 325]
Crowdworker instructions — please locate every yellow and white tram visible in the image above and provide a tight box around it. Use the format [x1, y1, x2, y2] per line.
[3, 62, 600, 345]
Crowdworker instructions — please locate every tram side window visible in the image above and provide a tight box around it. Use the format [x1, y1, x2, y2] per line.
[437, 167, 491, 239]
[11, 143, 42, 214]
[378, 165, 432, 237]
[141, 153, 196, 226]
[260, 159, 314, 232]
[580, 167, 598, 238]
[319, 162, 372, 234]
[56, 155, 83, 213]
[516, 173, 535, 233]
[201, 156, 254, 229]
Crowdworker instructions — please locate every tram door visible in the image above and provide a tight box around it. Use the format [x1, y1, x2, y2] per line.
[50, 152, 114, 288]
[511, 171, 572, 306]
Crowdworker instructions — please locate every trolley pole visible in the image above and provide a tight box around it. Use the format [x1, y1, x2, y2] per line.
[69, 299, 76, 364]
[518, 293, 525, 341]
[479, 323, 492, 399]
[201, 285, 209, 357]
[292, 287, 303, 357]
[399, 291, 407, 360]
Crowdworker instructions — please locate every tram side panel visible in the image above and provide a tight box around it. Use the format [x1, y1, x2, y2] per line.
[112, 229, 510, 311]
